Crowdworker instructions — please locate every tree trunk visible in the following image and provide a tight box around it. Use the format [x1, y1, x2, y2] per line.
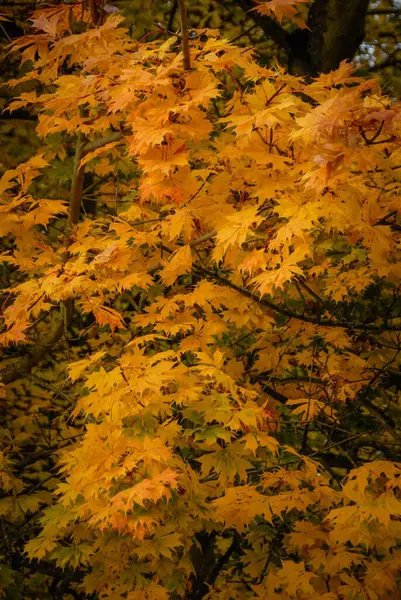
[240, 0, 371, 76]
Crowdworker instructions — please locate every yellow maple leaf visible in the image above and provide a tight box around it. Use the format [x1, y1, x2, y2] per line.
[24, 535, 57, 561]
[82, 299, 125, 332]
[68, 350, 105, 382]
[160, 244, 192, 286]
[286, 397, 332, 420]
[137, 139, 189, 175]
[212, 486, 271, 531]
[213, 207, 263, 263]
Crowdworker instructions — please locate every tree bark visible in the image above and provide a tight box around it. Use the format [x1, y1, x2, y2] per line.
[302, 0, 371, 75]
[239, 0, 371, 76]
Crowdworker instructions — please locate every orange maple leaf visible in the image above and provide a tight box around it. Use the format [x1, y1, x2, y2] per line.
[252, 0, 310, 28]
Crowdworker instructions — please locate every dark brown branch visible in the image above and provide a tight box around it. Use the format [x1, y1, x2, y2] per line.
[367, 8, 401, 15]
[295, 277, 330, 308]
[191, 264, 401, 332]
[1, 131, 86, 386]
[13, 555, 83, 584]
[82, 130, 126, 154]
[186, 531, 241, 600]
[177, 0, 190, 69]
[260, 384, 288, 405]
[88, 0, 101, 26]
[0, 111, 37, 122]
[236, 0, 290, 54]
[0, 126, 127, 385]
[0, 302, 73, 385]
[67, 130, 85, 231]
[167, 0, 178, 31]
[206, 531, 241, 590]
[374, 210, 398, 226]
[238, 0, 290, 51]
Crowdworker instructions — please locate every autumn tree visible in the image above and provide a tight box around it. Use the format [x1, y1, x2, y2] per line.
[2, 1, 401, 78]
[2, 0, 401, 167]
[1, 1, 401, 599]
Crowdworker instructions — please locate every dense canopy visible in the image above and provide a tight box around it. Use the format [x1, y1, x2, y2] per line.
[1, 1, 401, 599]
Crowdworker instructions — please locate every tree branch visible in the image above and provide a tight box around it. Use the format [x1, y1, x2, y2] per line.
[167, 0, 178, 31]
[82, 130, 126, 154]
[236, 0, 290, 54]
[191, 263, 401, 332]
[0, 302, 73, 385]
[1, 130, 86, 386]
[205, 531, 241, 590]
[177, 0, 190, 70]
[187, 531, 241, 600]
[13, 554, 83, 584]
[367, 8, 401, 15]
[67, 130, 85, 231]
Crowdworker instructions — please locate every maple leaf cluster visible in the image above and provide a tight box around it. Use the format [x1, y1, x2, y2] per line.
[1, 2, 401, 599]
